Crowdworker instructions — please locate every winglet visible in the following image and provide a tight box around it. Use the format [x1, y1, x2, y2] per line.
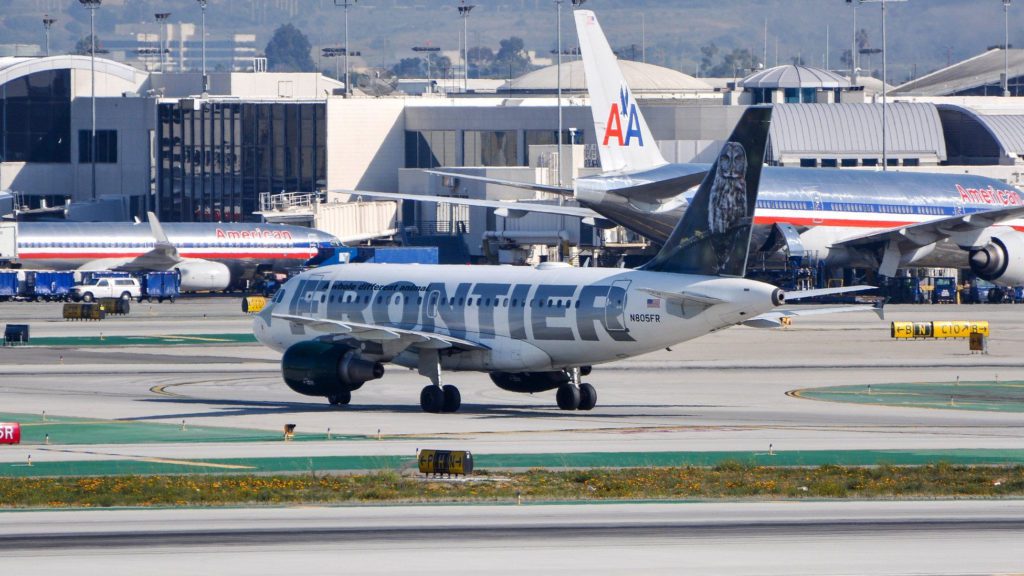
[873, 298, 887, 320]
[147, 211, 171, 245]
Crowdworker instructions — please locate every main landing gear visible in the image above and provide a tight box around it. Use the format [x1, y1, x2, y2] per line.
[418, 349, 461, 413]
[556, 368, 597, 411]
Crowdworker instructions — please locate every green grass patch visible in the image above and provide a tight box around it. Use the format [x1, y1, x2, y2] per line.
[794, 381, 1024, 413]
[1, 463, 1022, 508]
[1, 412, 362, 445]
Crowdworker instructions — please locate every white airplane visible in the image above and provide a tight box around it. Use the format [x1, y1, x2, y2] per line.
[13, 212, 341, 292]
[254, 106, 875, 412]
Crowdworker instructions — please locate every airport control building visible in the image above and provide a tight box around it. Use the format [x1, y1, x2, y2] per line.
[6, 51, 1024, 261]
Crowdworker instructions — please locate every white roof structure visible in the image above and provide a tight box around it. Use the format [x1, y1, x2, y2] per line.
[892, 49, 1024, 96]
[740, 65, 851, 89]
[501, 59, 712, 93]
[769, 103, 946, 162]
[0, 55, 148, 94]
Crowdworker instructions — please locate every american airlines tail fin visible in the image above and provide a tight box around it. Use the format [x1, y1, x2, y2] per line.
[575, 10, 667, 174]
[641, 107, 772, 277]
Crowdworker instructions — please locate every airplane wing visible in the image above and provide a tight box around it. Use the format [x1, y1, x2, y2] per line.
[424, 170, 575, 197]
[272, 313, 490, 352]
[338, 189, 604, 221]
[831, 205, 1024, 276]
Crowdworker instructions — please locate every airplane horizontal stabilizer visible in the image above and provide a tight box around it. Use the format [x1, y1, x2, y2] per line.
[743, 301, 883, 328]
[784, 285, 876, 300]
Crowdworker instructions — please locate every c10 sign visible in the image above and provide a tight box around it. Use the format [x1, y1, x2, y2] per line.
[0, 422, 20, 444]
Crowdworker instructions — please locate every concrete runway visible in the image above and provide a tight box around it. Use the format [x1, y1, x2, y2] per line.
[1, 301, 1023, 466]
[1, 501, 1023, 575]
[2, 299, 1024, 574]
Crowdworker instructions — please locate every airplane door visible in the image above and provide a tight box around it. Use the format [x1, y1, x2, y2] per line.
[425, 289, 441, 320]
[812, 192, 824, 224]
[605, 280, 631, 333]
[307, 233, 320, 260]
[304, 275, 330, 316]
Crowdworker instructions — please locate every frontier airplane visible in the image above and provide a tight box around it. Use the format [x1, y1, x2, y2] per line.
[352, 10, 1024, 287]
[254, 106, 873, 412]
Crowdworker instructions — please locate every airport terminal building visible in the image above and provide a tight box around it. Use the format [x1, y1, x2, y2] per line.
[6, 52, 1024, 259]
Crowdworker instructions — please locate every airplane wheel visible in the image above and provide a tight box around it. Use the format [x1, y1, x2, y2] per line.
[556, 384, 580, 411]
[442, 384, 461, 413]
[578, 383, 597, 411]
[328, 390, 351, 406]
[420, 385, 444, 413]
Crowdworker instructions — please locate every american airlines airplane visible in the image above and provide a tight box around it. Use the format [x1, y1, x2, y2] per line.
[254, 106, 874, 412]
[11, 213, 341, 291]
[351, 10, 1024, 287]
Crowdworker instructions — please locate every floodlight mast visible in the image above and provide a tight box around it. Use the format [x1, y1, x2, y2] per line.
[1005, 0, 1012, 97]
[335, 1, 358, 97]
[42, 16, 56, 57]
[155, 13, 171, 72]
[413, 46, 441, 93]
[196, 0, 207, 93]
[857, 0, 907, 172]
[458, 2, 474, 93]
[79, 0, 101, 202]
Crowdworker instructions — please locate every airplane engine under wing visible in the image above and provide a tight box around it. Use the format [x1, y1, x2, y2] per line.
[969, 233, 1024, 286]
[281, 341, 384, 397]
[175, 260, 232, 291]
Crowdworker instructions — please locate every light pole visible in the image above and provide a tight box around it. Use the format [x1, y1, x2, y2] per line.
[1004, 0, 1012, 97]
[846, 0, 858, 79]
[79, 0, 101, 202]
[196, 0, 207, 93]
[458, 1, 474, 93]
[155, 13, 170, 72]
[858, 0, 907, 172]
[42, 16, 56, 57]
[413, 46, 441, 93]
[334, 1, 358, 97]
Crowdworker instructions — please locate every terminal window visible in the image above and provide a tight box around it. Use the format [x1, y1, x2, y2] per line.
[0, 69, 71, 163]
[78, 130, 117, 164]
[464, 130, 517, 167]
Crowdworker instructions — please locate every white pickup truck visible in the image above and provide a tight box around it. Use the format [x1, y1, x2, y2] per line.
[71, 277, 142, 302]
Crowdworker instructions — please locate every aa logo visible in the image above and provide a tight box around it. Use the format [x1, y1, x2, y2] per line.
[602, 86, 644, 147]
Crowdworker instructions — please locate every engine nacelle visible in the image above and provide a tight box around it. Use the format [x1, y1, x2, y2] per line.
[969, 233, 1024, 286]
[174, 259, 232, 292]
[489, 370, 570, 394]
[281, 341, 384, 397]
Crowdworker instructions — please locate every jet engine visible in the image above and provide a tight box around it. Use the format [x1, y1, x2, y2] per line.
[969, 233, 1024, 286]
[281, 341, 384, 397]
[489, 370, 571, 393]
[174, 260, 232, 291]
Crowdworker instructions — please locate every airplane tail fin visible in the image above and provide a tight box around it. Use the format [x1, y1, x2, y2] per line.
[641, 107, 772, 277]
[574, 10, 667, 174]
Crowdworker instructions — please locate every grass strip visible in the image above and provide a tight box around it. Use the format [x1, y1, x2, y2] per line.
[1, 463, 1022, 509]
